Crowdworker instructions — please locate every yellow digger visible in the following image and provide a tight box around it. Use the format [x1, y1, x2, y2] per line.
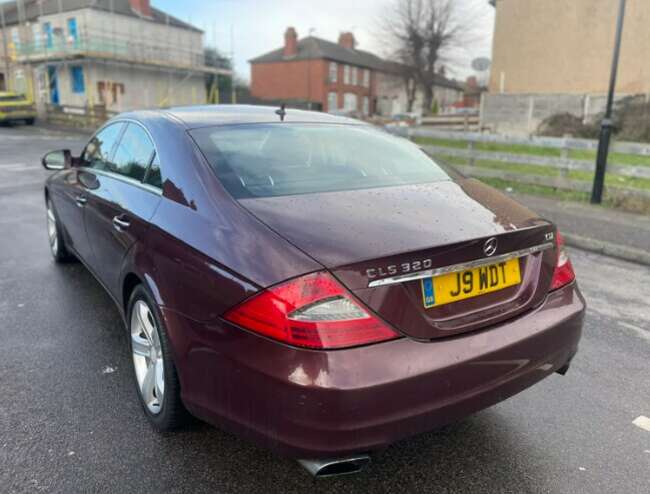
[0, 91, 36, 125]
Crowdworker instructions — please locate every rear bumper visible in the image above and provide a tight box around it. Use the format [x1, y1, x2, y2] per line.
[164, 283, 585, 459]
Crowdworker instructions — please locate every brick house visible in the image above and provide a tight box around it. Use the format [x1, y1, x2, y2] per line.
[250, 28, 385, 114]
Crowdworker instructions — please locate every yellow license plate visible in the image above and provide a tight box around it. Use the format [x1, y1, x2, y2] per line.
[421, 258, 521, 308]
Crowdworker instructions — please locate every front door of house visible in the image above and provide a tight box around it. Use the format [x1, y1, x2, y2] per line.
[47, 66, 59, 104]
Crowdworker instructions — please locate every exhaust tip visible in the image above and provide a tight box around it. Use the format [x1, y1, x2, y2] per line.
[298, 455, 371, 478]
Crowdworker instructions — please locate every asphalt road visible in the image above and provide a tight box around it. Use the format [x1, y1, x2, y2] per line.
[1, 125, 649, 493]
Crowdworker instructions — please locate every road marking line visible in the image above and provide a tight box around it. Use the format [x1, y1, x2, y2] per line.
[632, 416, 650, 432]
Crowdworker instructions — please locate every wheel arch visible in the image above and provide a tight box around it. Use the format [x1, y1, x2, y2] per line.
[122, 272, 143, 316]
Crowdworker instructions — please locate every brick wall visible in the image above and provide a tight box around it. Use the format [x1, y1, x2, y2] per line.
[251, 59, 327, 106]
[251, 59, 376, 113]
[480, 92, 643, 135]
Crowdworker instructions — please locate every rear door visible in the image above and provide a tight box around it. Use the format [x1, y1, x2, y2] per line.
[82, 122, 162, 298]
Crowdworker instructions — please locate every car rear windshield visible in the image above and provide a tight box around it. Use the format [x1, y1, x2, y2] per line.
[0, 94, 26, 102]
[190, 124, 450, 198]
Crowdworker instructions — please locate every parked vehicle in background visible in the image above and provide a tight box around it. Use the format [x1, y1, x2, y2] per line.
[327, 108, 366, 120]
[40, 105, 585, 478]
[450, 107, 480, 116]
[0, 92, 36, 125]
[385, 112, 420, 130]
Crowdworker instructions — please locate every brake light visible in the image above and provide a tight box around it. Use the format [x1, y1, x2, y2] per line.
[223, 272, 399, 349]
[550, 232, 576, 290]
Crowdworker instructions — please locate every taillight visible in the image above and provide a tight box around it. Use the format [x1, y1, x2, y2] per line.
[550, 232, 576, 290]
[223, 272, 399, 349]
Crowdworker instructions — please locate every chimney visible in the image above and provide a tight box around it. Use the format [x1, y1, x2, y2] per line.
[338, 32, 356, 50]
[129, 0, 152, 18]
[284, 27, 298, 57]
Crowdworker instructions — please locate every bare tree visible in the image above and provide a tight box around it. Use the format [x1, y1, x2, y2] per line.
[381, 0, 468, 114]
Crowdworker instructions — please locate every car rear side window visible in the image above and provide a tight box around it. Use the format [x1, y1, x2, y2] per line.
[190, 124, 450, 199]
[110, 123, 155, 182]
[144, 152, 162, 189]
[83, 122, 125, 169]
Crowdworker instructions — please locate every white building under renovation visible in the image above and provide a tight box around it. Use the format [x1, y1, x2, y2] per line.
[0, 0, 229, 117]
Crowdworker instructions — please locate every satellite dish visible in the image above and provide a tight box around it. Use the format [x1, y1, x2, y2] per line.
[472, 57, 491, 72]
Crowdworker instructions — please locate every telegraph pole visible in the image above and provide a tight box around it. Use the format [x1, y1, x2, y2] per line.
[591, 0, 627, 204]
[230, 24, 235, 104]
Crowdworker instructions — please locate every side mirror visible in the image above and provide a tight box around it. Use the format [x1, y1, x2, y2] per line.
[41, 150, 72, 171]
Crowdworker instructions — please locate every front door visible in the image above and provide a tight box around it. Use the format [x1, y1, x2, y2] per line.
[47, 66, 59, 105]
[48, 169, 95, 264]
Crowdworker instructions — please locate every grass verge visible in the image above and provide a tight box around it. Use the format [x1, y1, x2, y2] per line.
[414, 136, 650, 167]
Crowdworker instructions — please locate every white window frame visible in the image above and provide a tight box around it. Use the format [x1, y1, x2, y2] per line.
[329, 62, 337, 83]
[328, 91, 338, 111]
[11, 27, 20, 46]
[343, 65, 350, 85]
[363, 69, 370, 88]
[363, 96, 369, 115]
[343, 92, 357, 111]
[351, 67, 357, 86]
[31, 24, 41, 48]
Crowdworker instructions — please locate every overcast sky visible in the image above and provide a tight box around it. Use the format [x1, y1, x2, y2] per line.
[155, 0, 495, 82]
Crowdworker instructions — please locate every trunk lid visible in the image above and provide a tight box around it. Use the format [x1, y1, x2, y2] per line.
[240, 179, 557, 339]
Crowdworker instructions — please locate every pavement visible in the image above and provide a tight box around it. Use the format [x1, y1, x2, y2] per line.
[1, 124, 649, 493]
[512, 193, 650, 266]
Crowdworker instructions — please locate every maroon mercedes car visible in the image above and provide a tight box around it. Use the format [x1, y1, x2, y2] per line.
[42, 105, 585, 477]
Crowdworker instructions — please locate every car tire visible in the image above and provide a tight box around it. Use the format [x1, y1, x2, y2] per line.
[25, 118, 35, 125]
[127, 285, 190, 431]
[46, 198, 73, 263]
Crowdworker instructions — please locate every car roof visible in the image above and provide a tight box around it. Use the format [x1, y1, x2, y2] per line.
[119, 104, 365, 130]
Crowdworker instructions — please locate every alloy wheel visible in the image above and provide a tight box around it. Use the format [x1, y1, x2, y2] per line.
[131, 300, 165, 415]
[46, 204, 58, 256]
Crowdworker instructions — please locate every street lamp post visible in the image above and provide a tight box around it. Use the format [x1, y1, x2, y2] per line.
[591, 0, 627, 204]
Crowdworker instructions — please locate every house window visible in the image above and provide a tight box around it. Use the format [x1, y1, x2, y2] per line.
[14, 69, 26, 94]
[43, 23, 53, 48]
[329, 62, 337, 83]
[363, 69, 370, 88]
[67, 18, 78, 44]
[11, 27, 20, 47]
[97, 81, 125, 105]
[70, 66, 85, 94]
[363, 96, 369, 115]
[343, 93, 357, 111]
[327, 92, 338, 111]
[351, 67, 357, 86]
[343, 65, 350, 85]
[32, 24, 41, 49]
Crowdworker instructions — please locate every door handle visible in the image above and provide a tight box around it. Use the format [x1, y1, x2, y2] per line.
[112, 215, 131, 231]
[75, 195, 87, 207]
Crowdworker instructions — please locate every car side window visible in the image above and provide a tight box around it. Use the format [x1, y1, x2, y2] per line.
[111, 123, 155, 182]
[83, 122, 124, 170]
[144, 152, 162, 189]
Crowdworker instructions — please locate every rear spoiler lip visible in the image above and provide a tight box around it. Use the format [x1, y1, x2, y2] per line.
[367, 241, 555, 288]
